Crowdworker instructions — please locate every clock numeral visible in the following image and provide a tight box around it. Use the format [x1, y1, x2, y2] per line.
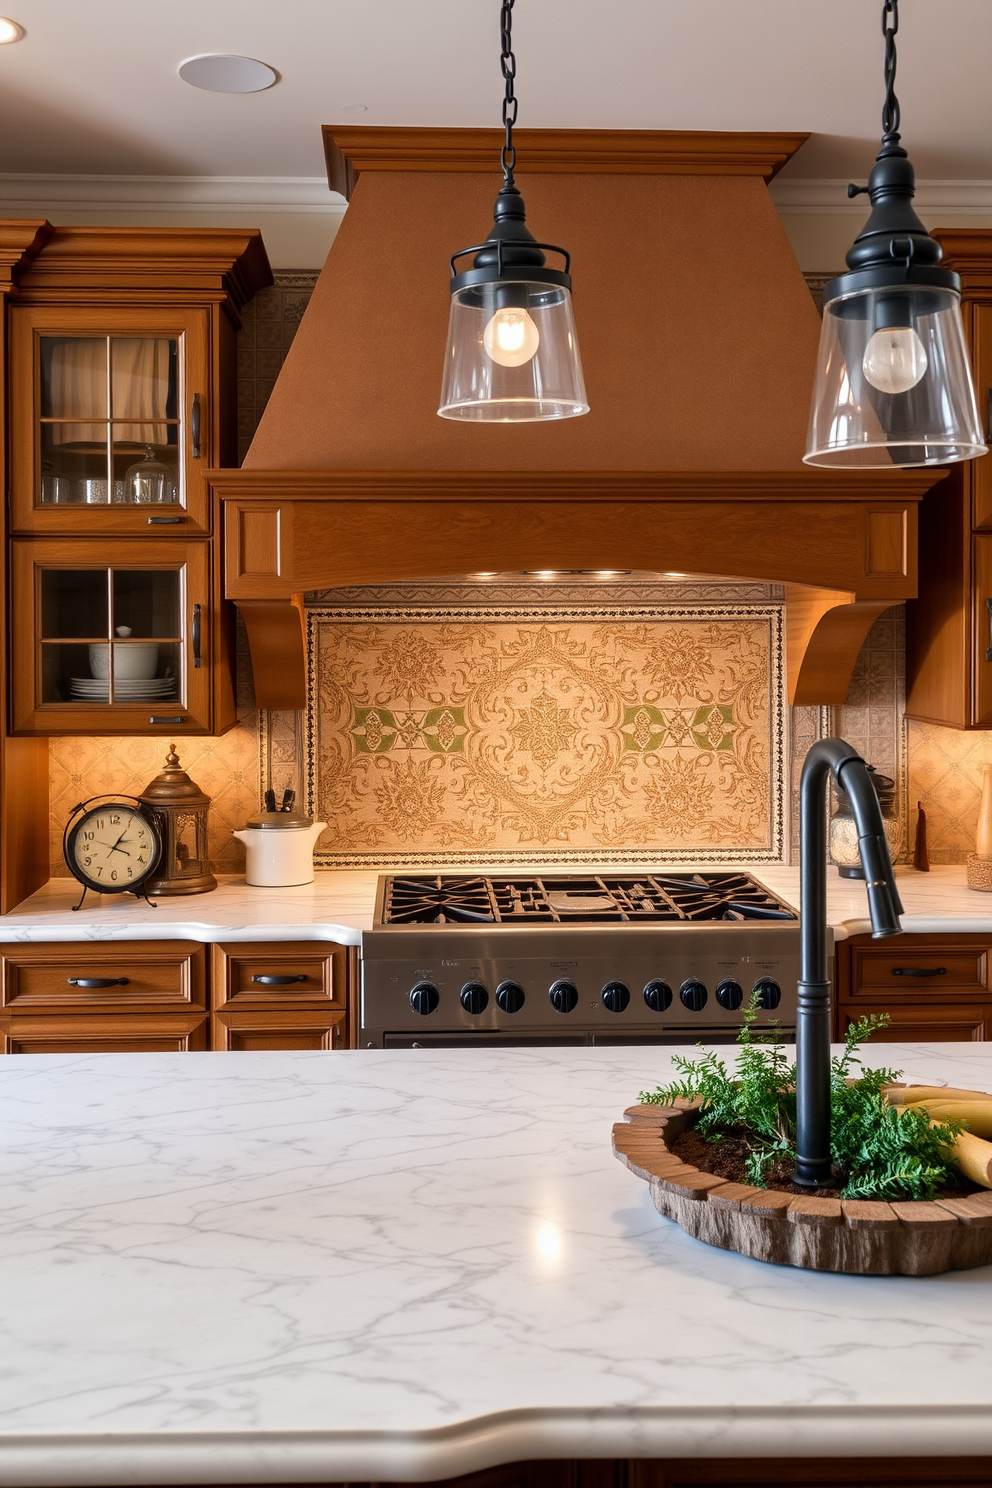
[96, 866, 103, 877]
[84, 830, 95, 842]
[137, 856, 146, 866]
[110, 870, 118, 881]
[127, 867, 133, 878]
[110, 814, 120, 824]
[83, 856, 92, 866]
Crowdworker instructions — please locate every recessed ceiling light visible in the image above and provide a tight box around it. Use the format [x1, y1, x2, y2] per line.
[0, 17, 24, 42]
[340, 103, 368, 114]
[178, 54, 277, 93]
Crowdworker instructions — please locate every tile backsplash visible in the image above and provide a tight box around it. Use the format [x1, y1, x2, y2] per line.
[46, 270, 992, 874]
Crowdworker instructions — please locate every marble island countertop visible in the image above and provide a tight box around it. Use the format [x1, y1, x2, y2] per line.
[2, 864, 992, 945]
[1, 1042, 991, 1485]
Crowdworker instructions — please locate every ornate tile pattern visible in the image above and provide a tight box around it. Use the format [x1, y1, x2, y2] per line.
[303, 602, 786, 867]
[907, 721, 992, 864]
[237, 271, 320, 463]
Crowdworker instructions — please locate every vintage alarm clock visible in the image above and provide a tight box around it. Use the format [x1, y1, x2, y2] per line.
[62, 795, 163, 911]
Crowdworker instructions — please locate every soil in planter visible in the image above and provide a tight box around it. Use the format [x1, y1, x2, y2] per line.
[671, 1125, 982, 1200]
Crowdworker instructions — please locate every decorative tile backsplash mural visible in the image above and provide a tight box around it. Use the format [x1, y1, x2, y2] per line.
[301, 597, 786, 866]
[907, 721, 992, 864]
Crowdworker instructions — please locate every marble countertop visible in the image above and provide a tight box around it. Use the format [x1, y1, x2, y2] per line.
[1, 1042, 991, 1484]
[3, 864, 992, 945]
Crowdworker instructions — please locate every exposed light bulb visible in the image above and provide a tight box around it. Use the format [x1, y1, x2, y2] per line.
[483, 307, 540, 368]
[862, 326, 928, 394]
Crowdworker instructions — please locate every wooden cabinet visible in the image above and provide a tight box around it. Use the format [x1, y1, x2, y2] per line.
[0, 940, 207, 1052]
[2, 225, 271, 738]
[907, 235, 992, 726]
[835, 932, 992, 1041]
[0, 937, 356, 1054]
[210, 941, 354, 1050]
[9, 536, 221, 734]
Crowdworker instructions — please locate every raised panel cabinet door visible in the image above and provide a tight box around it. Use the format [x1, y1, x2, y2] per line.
[839, 1002, 990, 1041]
[8, 305, 212, 536]
[10, 537, 216, 734]
[972, 533, 992, 727]
[0, 939, 206, 1012]
[967, 303, 992, 532]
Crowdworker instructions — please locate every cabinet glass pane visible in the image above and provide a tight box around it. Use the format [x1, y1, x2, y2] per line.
[110, 338, 177, 424]
[40, 570, 109, 639]
[40, 426, 111, 504]
[80, 640, 181, 703]
[40, 337, 108, 420]
[112, 570, 182, 639]
[114, 429, 180, 505]
[41, 643, 102, 703]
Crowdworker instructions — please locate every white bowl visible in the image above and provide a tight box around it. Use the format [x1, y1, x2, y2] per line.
[88, 642, 159, 680]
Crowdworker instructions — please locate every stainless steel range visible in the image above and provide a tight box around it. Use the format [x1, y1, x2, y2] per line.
[361, 872, 813, 1048]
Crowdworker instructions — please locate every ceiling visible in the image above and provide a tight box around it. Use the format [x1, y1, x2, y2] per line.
[0, 0, 989, 186]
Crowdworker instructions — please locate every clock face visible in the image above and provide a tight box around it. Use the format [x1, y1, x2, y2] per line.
[68, 805, 160, 892]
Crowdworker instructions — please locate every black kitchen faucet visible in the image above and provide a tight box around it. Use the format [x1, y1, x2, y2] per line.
[795, 739, 903, 1187]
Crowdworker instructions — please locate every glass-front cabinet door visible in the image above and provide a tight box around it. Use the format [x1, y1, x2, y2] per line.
[9, 308, 211, 535]
[10, 539, 213, 734]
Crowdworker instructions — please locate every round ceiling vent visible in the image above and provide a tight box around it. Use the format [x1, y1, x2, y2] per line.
[178, 54, 277, 93]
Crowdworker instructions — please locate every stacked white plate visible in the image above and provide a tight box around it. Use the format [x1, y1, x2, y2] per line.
[70, 677, 178, 702]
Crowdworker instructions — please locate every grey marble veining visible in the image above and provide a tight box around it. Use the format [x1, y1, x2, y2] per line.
[5, 865, 992, 946]
[0, 1044, 990, 1483]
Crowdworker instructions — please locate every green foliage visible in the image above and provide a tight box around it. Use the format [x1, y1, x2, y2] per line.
[638, 1000, 965, 1200]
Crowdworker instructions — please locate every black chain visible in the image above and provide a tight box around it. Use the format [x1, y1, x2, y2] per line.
[881, 0, 901, 144]
[499, 0, 518, 183]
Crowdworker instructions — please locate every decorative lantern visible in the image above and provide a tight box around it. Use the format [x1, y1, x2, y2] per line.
[138, 745, 217, 896]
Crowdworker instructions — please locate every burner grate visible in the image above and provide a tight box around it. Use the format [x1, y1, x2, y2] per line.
[380, 873, 795, 925]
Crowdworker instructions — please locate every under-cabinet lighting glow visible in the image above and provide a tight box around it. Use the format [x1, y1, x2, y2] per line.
[534, 1221, 562, 1262]
[0, 17, 24, 41]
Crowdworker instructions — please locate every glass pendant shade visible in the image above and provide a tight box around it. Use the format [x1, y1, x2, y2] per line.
[438, 278, 588, 422]
[804, 281, 985, 468]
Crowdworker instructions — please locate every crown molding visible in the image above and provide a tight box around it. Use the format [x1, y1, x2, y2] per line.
[771, 177, 992, 216]
[323, 127, 809, 200]
[0, 175, 346, 214]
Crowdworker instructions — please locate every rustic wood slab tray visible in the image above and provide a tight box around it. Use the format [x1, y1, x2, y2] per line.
[614, 1096, 992, 1275]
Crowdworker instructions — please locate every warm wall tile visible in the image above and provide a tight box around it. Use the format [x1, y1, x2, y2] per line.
[907, 721, 992, 863]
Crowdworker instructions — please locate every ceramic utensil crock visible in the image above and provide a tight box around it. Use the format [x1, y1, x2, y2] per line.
[232, 812, 326, 887]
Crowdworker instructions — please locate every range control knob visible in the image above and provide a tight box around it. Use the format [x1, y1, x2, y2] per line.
[716, 979, 744, 1011]
[601, 981, 630, 1013]
[410, 982, 439, 1016]
[753, 977, 782, 1010]
[549, 979, 579, 1014]
[643, 980, 673, 1012]
[496, 981, 525, 1014]
[679, 978, 708, 1012]
[460, 981, 489, 1014]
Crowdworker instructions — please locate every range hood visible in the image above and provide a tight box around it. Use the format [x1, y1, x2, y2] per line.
[208, 128, 945, 709]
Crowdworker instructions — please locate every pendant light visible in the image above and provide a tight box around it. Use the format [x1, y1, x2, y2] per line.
[437, 0, 589, 423]
[804, 0, 985, 469]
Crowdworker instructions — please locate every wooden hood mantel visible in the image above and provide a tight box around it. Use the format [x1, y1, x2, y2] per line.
[213, 128, 949, 711]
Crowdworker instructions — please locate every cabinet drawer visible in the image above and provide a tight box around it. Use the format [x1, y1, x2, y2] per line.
[0, 941, 206, 1010]
[1, 1011, 208, 1054]
[211, 1008, 346, 1052]
[849, 944, 989, 996]
[211, 943, 349, 1008]
[840, 1002, 990, 1042]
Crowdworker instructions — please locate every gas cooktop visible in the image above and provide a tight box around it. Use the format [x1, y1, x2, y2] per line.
[378, 872, 797, 926]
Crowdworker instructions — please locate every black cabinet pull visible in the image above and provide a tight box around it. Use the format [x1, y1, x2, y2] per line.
[891, 966, 947, 977]
[67, 977, 129, 988]
[986, 386, 992, 443]
[191, 392, 201, 458]
[251, 973, 308, 985]
[986, 597, 992, 663]
[149, 715, 185, 725]
[192, 602, 202, 669]
[148, 515, 185, 525]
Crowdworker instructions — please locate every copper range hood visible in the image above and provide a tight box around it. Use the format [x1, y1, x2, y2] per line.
[208, 128, 945, 710]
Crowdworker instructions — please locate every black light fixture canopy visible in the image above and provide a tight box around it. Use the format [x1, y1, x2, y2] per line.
[437, 0, 589, 423]
[804, 0, 985, 468]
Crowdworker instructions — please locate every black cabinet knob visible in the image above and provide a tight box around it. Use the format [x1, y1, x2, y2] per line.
[601, 980, 630, 1013]
[549, 979, 578, 1014]
[460, 981, 489, 1014]
[679, 978, 708, 1012]
[496, 981, 525, 1014]
[753, 977, 781, 1010]
[716, 979, 744, 1011]
[643, 980, 673, 1012]
[410, 982, 440, 1016]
